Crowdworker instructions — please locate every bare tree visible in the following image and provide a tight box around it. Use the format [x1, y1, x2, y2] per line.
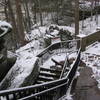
[33, 0, 37, 24]
[75, 0, 79, 36]
[7, 0, 18, 48]
[23, 0, 31, 32]
[15, 0, 25, 45]
[38, 0, 43, 26]
[4, 0, 9, 21]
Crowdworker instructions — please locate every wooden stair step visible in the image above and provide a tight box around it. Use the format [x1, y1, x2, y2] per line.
[38, 76, 54, 82]
[40, 67, 61, 74]
[39, 72, 60, 78]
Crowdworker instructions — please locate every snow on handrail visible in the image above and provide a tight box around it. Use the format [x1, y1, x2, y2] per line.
[0, 48, 81, 100]
[37, 39, 80, 57]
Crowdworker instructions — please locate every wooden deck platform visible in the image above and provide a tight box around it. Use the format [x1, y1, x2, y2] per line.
[73, 67, 100, 100]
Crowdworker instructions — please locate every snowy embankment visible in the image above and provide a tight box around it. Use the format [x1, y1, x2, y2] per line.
[0, 41, 41, 89]
[0, 21, 12, 38]
[82, 41, 100, 89]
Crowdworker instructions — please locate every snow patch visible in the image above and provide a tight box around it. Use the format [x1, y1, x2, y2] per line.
[0, 21, 12, 28]
[77, 34, 86, 38]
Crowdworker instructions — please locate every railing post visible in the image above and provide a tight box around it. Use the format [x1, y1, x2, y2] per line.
[13, 93, 17, 100]
[80, 37, 86, 51]
[6, 95, 9, 100]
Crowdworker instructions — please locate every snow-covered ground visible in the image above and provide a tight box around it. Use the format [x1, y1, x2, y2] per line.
[71, 14, 100, 37]
[79, 15, 100, 35]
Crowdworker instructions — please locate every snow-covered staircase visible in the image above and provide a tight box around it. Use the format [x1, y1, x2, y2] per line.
[35, 40, 78, 84]
[36, 67, 61, 84]
[0, 40, 81, 100]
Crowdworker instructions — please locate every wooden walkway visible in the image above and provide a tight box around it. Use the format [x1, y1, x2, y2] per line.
[73, 67, 100, 100]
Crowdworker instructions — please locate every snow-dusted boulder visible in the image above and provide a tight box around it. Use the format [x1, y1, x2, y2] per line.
[0, 55, 39, 90]
[0, 21, 14, 82]
[0, 50, 16, 82]
[0, 21, 12, 38]
[0, 43, 40, 90]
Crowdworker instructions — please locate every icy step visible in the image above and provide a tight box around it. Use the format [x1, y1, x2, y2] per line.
[36, 80, 44, 84]
[38, 76, 54, 82]
[40, 67, 61, 74]
[35, 67, 62, 84]
[39, 72, 60, 79]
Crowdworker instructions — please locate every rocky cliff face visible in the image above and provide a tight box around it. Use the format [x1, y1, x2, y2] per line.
[0, 21, 16, 82]
[0, 37, 8, 82]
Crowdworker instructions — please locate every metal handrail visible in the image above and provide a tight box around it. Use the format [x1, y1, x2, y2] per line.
[37, 39, 80, 66]
[37, 39, 80, 57]
[0, 40, 81, 100]
[0, 77, 66, 96]
[19, 81, 69, 100]
[60, 55, 68, 79]
[0, 48, 81, 100]
[19, 49, 81, 100]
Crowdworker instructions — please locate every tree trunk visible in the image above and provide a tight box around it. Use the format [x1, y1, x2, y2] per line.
[75, 0, 79, 36]
[30, 0, 37, 24]
[34, 3, 37, 24]
[90, 0, 93, 21]
[24, 0, 31, 31]
[4, 0, 9, 21]
[7, 0, 18, 49]
[38, 0, 43, 26]
[15, 0, 25, 45]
